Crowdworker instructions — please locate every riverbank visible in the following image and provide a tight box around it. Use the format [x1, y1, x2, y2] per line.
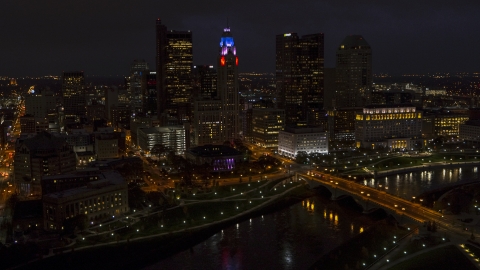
[14, 184, 313, 270]
[374, 160, 480, 177]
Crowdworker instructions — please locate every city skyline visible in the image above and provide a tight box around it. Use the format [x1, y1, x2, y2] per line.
[1, 1, 479, 76]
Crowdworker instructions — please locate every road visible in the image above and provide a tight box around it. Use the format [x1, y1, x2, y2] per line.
[303, 170, 474, 238]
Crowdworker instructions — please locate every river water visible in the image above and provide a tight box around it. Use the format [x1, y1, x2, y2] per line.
[147, 197, 369, 270]
[363, 165, 480, 199]
[147, 165, 478, 269]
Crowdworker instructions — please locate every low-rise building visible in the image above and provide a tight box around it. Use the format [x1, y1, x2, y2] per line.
[95, 134, 119, 160]
[14, 131, 76, 197]
[137, 126, 187, 155]
[355, 105, 422, 150]
[41, 169, 101, 195]
[278, 126, 329, 158]
[43, 171, 128, 231]
[76, 151, 96, 167]
[186, 145, 243, 172]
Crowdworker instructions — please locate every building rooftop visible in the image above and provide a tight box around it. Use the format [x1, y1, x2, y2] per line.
[43, 171, 126, 200]
[363, 104, 415, 109]
[91, 157, 142, 168]
[283, 126, 326, 134]
[138, 126, 184, 134]
[339, 35, 370, 49]
[76, 151, 95, 157]
[187, 145, 242, 157]
[20, 131, 69, 152]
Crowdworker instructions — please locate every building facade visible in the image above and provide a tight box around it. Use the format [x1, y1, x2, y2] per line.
[276, 33, 324, 125]
[25, 89, 56, 119]
[156, 19, 193, 124]
[217, 27, 240, 142]
[62, 71, 86, 118]
[14, 132, 76, 197]
[193, 65, 217, 98]
[278, 127, 329, 158]
[193, 99, 223, 146]
[186, 145, 243, 172]
[143, 71, 157, 115]
[335, 35, 372, 108]
[137, 126, 187, 155]
[43, 171, 128, 231]
[127, 59, 149, 114]
[355, 105, 422, 150]
[252, 108, 285, 148]
[95, 134, 119, 160]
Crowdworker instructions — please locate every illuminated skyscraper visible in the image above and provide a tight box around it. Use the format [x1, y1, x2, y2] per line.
[217, 27, 240, 142]
[156, 19, 193, 125]
[276, 33, 324, 125]
[335, 35, 372, 108]
[62, 71, 85, 117]
[193, 27, 240, 146]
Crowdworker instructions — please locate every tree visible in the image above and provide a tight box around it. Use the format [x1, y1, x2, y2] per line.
[151, 144, 170, 158]
[295, 151, 309, 164]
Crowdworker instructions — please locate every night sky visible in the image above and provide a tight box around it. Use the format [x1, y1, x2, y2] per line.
[1, 0, 479, 77]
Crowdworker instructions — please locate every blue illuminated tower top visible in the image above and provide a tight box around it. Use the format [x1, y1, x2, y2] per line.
[219, 28, 236, 56]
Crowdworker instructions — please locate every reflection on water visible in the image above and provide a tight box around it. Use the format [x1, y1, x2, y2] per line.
[147, 197, 370, 270]
[364, 166, 479, 199]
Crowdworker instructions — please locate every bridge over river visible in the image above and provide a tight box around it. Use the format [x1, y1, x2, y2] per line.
[297, 170, 475, 237]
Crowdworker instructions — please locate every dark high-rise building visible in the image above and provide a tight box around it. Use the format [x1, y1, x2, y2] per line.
[156, 19, 193, 124]
[143, 71, 157, 115]
[276, 33, 324, 125]
[193, 65, 217, 98]
[128, 59, 149, 114]
[62, 71, 85, 117]
[335, 35, 372, 108]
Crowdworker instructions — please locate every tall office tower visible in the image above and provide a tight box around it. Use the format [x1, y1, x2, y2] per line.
[217, 27, 240, 142]
[276, 33, 324, 126]
[156, 19, 193, 125]
[128, 60, 149, 114]
[323, 68, 336, 110]
[143, 71, 157, 115]
[193, 65, 217, 98]
[62, 71, 86, 118]
[105, 86, 119, 122]
[335, 35, 372, 108]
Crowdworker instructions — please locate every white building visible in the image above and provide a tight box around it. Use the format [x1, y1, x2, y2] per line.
[460, 121, 480, 143]
[137, 126, 186, 155]
[278, 126, 329, 158]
